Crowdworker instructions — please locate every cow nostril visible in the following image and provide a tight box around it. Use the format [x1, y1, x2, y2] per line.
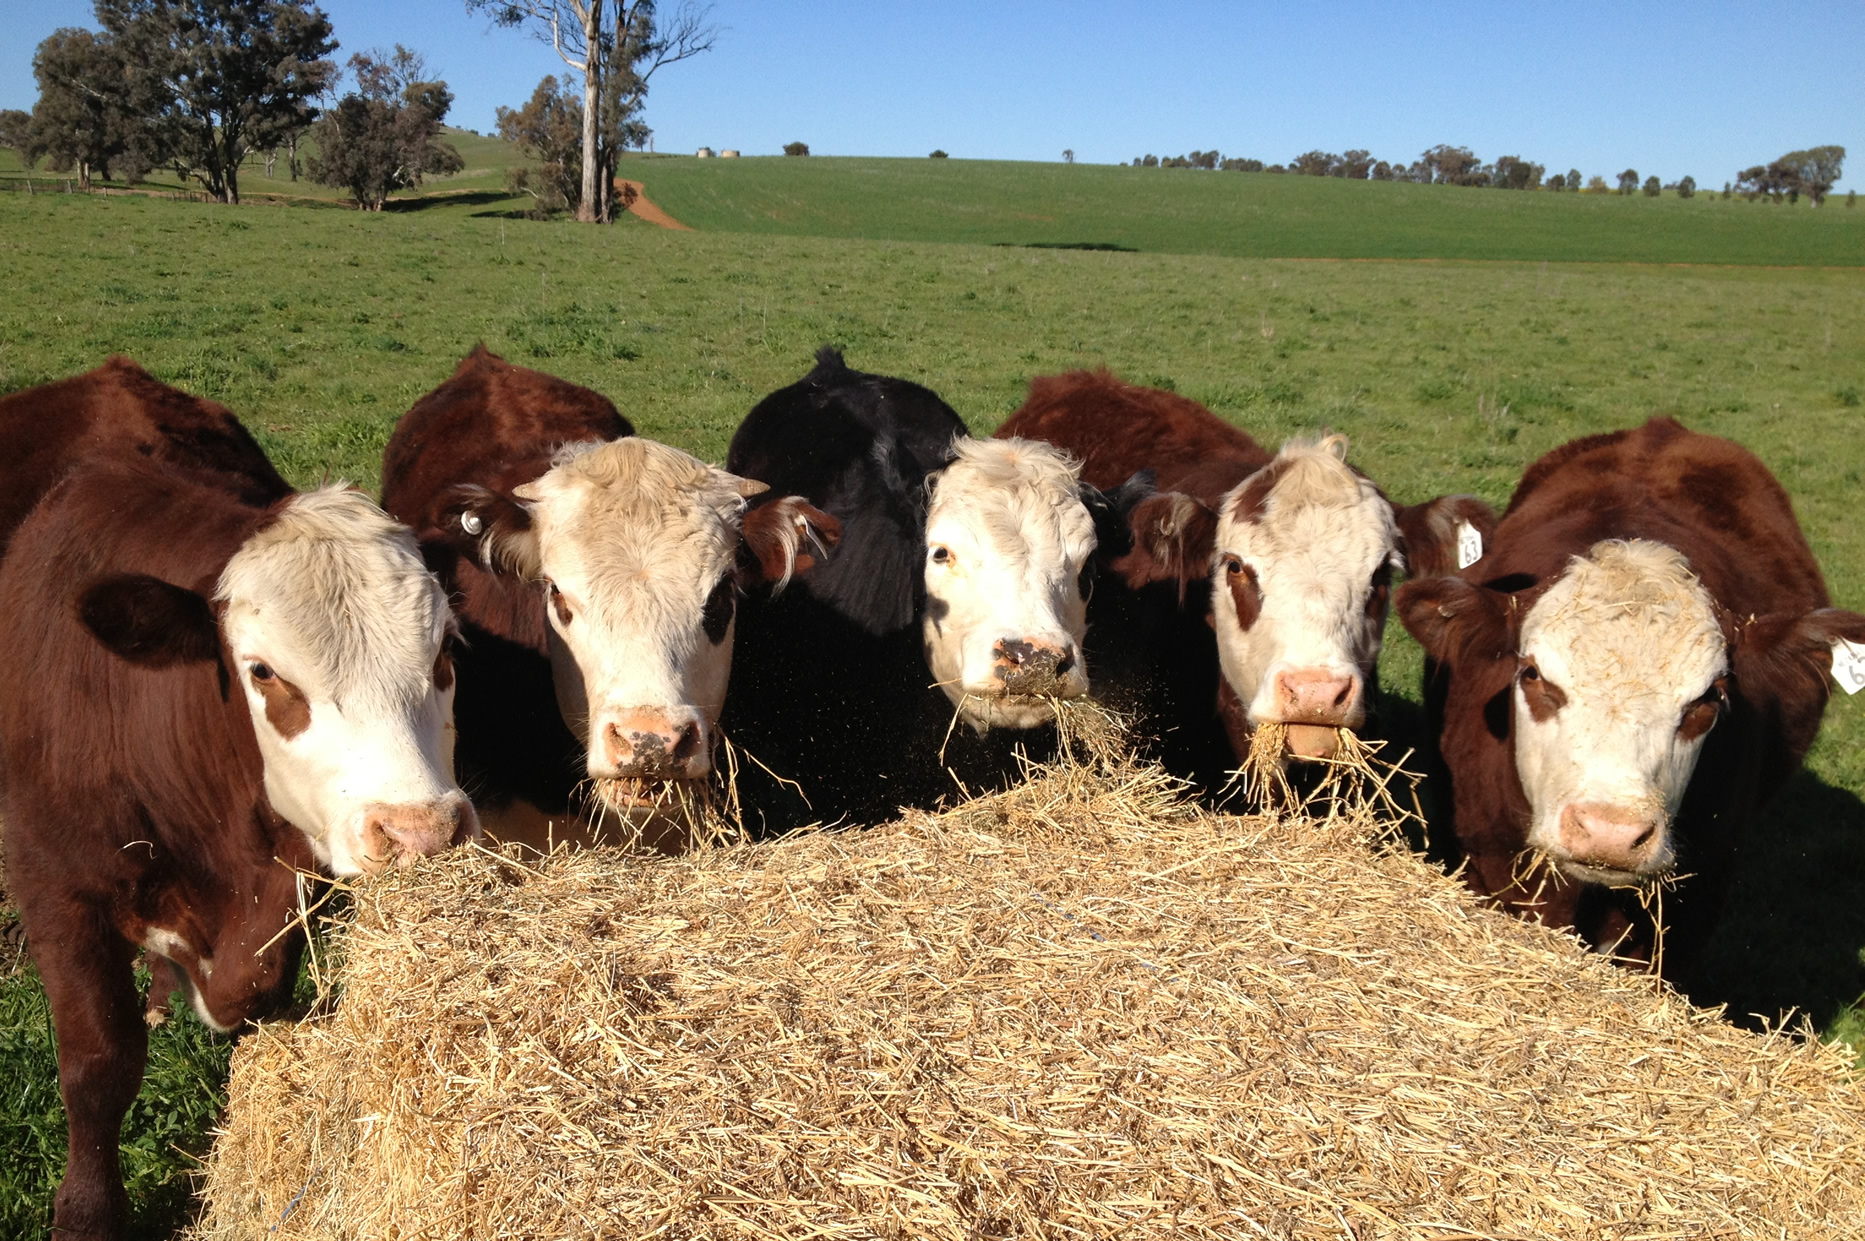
[363, 817, 394, 864]
[1630, 823, 1655, 852]
[1054, 650, 1075, 678]
[1332, 682, 1352, 708]
[671, 722, 701, 763]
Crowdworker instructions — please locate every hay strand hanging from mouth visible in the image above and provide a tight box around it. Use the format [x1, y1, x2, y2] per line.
[194, 753, 1865, 1241]
[1226, 723, 1424, 839]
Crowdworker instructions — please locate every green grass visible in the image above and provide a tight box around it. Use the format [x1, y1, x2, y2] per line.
[619, 155, 1865, 265]
[0, 956, 238, 1240]
[0, 178, 1861, 1234]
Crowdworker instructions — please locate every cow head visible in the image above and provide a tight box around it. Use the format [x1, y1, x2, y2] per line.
[1208, 436, 1401, 760]
[441, 438, 837, 814]
[80, 488, 475, 876]
[922, 437, 1099, 730]
[1507, 541, 1731, 884]
[1396, 538, 1865, 888]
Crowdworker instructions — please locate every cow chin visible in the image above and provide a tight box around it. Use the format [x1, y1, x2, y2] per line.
[952, 689, 1063, 732]
[1546, 853, 1669, 889]
[1283, 723, 1345, 761]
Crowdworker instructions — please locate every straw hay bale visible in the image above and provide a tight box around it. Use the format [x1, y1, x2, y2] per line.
[195, 761, 1865, 1240]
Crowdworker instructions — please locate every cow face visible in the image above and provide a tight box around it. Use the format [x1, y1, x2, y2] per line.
[1210, 436, 1401, 759]
[81, 488, 476, 876]
[922, 437, 1097, 730]
[1510, 541, 1728, 885]
[452, 438, 836, 813]
[216, 490, 475, 875]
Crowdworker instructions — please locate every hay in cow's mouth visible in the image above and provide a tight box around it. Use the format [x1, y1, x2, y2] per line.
[577, 774, 744, 853]
[591, 774, 700, 811]
[1228, 721, 1424, 831]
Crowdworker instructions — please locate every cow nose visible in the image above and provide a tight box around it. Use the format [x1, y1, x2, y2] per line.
[364, 794, 475, 869]
[1273, 668, 1362, 726]
[602, 709, 708, 779]
[1558, 802, 1663, 873]
[992, 638, 1078, 696]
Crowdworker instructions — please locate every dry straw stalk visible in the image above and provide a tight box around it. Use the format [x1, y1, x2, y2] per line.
[195, 755, 1865, 1240]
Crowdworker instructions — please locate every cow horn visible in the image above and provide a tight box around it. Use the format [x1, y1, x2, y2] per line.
[732, 475, 770, 498]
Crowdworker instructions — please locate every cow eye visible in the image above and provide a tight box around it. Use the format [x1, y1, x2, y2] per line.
[250, 662, 275, 683]
[1222, 554, 1244, 576]
[1519, 661, 1540, 682]
[928, 545, 952, 566]
[1678, 677, 1729, 740]
[547, 581, 572, 625]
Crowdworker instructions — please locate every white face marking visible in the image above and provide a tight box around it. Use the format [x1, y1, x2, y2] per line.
[143, 929, 232, 1033]
[218, 488, 474, 878]
[513, 439, 754, 782]
[921, 437, 1096, 731]
[1513, 540, 1727, 884]
[1210, 437, 1399, 736]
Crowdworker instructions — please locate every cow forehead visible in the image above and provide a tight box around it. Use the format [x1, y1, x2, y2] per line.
[1520, 540, 1726, 703]
[530, 438, 746, 594]
[1218, 446, 1396, 571]
[217, 487, 448, 703]
[928, 437, 1095, 554]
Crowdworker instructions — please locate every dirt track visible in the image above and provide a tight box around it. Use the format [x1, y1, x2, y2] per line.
[617, 179, 690, 230]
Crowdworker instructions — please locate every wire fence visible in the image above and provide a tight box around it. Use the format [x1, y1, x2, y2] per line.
[0, 179, 212, 202]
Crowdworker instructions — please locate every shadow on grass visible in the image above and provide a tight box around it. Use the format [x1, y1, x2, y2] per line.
[389, 190, 524, 214]
[1693, 770, 1865, 1033]
[992, 240, 1138, 252]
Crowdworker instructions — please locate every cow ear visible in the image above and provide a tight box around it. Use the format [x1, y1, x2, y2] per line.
[78, 573, 221, 668]
[1395, 576, 1513, 664]
[1077, 472, 1153, 560]
[1733, 607, 1865, 708]
[1109, 490, 1218, 594]
[1393, 495, 1499, 579]
[434, 484, 541, 580]
[742, 495, 842, 590]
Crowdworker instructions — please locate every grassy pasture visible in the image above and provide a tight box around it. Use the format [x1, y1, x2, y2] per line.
[0, 182, 1862, 1235]
[620, 155, 1865, 265]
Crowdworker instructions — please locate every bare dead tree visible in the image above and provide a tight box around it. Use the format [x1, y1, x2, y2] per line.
[470, 0, 716, 222]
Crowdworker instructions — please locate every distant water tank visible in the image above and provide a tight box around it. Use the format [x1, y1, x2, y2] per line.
[696, 147, 714, 159]
[721, 149, 741, 158]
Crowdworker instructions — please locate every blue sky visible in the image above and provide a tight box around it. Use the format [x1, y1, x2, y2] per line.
[3, 1, 1858, 189]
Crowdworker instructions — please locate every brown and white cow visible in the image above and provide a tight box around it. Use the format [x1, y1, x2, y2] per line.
[0, 354, 289, 559]
[998, 368, 1491, 771]
[383, 347, 838, 842]
[1396, 417, 1865, 977]
[0, 378, 471, 1239]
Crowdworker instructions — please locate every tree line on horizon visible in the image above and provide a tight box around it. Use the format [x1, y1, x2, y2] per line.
[0, 0, 715, 219]
[1129, 144, 1849, 205]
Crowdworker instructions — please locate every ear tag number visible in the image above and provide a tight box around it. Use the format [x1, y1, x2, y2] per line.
[1456, 521, 1484, 570]
[1831, 638, 1865, 695]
